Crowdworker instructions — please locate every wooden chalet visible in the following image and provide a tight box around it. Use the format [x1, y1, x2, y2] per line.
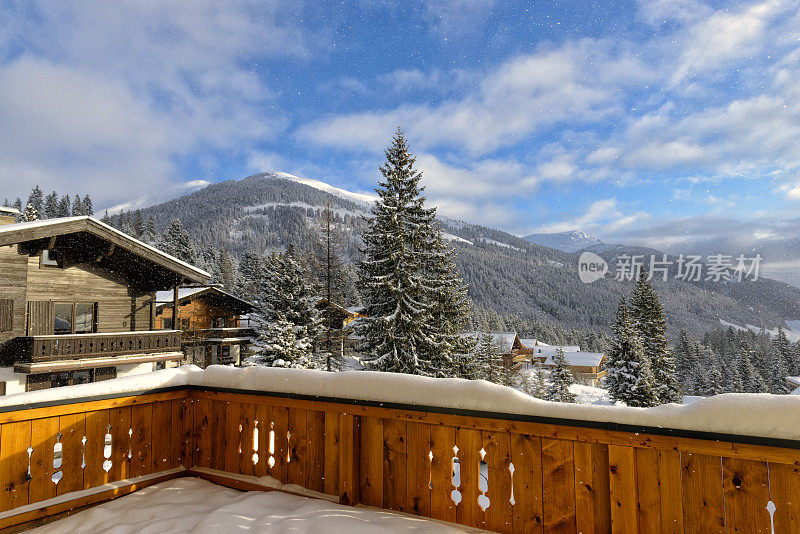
[314, 299, 363, 357]
[542, 351, 607, 386]
[0, 215, 210, 393]
[154, 286, 256, 367]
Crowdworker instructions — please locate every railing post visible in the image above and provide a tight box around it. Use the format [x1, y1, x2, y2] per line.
[338, 413, 361, 506]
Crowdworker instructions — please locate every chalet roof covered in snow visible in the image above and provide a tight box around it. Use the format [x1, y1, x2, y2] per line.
[519, 338, 539, 348]
[533, 345, 581, 357]
[0, 206, 20, 215]
[0, 216, 210, 284]
[155, 286, 255, 313]
[462, 331, 519, 353]
[544, 351, 605, 368]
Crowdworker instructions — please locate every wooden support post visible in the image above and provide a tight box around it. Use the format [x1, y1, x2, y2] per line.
[172, 282, 179, 330]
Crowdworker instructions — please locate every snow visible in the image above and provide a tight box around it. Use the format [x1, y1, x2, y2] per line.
[477, 237, 521, 251]
[719, 319, 800, 343]
[3, 365, 800, 441]
[31, 477, 470, 534]
[570, 384, 614, 406]
[522, 230, 603, 253]
[531, 345, 581, 358]
[263, 171, 379, 206]
[441, 232, 473, 245]
[243, 201, 364, 220]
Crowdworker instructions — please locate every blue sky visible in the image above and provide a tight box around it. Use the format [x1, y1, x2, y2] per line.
[1, 0, 800, 260]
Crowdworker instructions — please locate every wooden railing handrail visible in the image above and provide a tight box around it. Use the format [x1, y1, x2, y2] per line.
[0, 383, 798, 532]
[24, 330, 181, 340]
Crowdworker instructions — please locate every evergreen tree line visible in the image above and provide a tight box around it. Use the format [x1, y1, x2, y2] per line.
[6, 185, 94, 221]
[674, 326, 800, 395]
[605, 272, 680, 407]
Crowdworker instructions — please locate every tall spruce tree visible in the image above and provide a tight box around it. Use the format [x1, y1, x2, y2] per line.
[475, 333, 503, 383]
[23, 203, 38, 221]
[545, 349, 577, 403]
[605, 298, 659, 407]
[357, 129, 470, 376]
[44, 191, 59, 219]
[160, 218, 197, 264]
[27, 186, 43, 217]
[630, 273, 679, 403]
[72, 194, 85, 216]
[83, 195, 93, 216]
[521, 363, 548, 399]
[57, 195, 71, 217]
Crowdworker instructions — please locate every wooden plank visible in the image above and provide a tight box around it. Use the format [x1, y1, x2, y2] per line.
[239, 402, 257, 477]
[541, 437, 576, 533]
[359, 416, 384, 507]
[108, 406, 131, 482]
[29, 416, 60, 505]
[0, 421, 31, 512]
[224, 402, 242, 474]
[306, 410, 325, 492]
[254, 402, 269, 478]
[574, 441, 611, 534]
[482, 429, 513, 533]
[406, 422, 432, 517]
[83, 410, 110, 489]
[270, 405, 289, 484]
[170, 398, 190, 469]
[383, 418, 407, 513]
[193, 399, 212, 469]
[57, 413, 85, 495]
[768, 462, 800, 532]
[634, 447, 662, 534]
[211, 400, 227, 471]
[657, 448, 684, 534]
[722, 457, 771, 533]
[323, 411, 340, 496]
[287, 408, 308, 486]
[456, 427, 483, 529]
[430, 425, 457, 525]
[609, 445, 638, 533]
[130, 403, 153, 478]
[338, 413, 360, 505]
[510, 433, 543, 534]
[152, 401, 172, 472]
[681, 453, 725, 534]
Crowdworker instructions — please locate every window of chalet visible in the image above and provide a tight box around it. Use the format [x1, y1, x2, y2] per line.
[53, 303, 97, 335]
[40, 249, 63, 267]
[162, 317, 174, 330]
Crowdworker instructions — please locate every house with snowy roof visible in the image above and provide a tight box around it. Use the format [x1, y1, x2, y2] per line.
[154, 286, 256, 367]
[542, 351, 607, 386]
[0, 213, 210, 393]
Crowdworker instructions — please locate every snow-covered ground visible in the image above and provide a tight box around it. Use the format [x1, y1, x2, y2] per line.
[719, 319, 800, 343]
[31, 477, 471, 534]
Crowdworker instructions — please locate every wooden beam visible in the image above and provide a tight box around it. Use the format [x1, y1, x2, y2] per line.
[172, 283, 179, 330]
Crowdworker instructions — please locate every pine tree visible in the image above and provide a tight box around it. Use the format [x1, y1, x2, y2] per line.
[357, 129, 469, 376]
[133, 210, 145, 238]
[22, 203, 38, 221]
[697, 346, 725, 396]
[774, 328, 797, 376]
[12, 198, 22, 212]
[521, 364, 547, 399]
[160, 219, 197, 264]
[605, 298, 659, 407]
[216, 248, 236, 288]
[737, 351, 768, 393]
[101, 210, 112, 225]
[72, 194, 85, 216]
[58, 195, 71, 217]
[451, 348, 481, 380]
[768, 344, 791, 394]
[235, 251, 263, 298]
[83, 195, 93, 216]
[546, 349, 577, 403]
[27, 186, 43, 217]
[630, 273, 679, 403]
[145, 217, 157, 243]
[475, 333, 503, 383]
[251, 313, 314, 368]
[44, 191, 59, 219]
[674, 329, 699, 394]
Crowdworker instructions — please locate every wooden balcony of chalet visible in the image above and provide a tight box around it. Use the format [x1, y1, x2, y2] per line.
[186, 326, 257, 342]
[0, 368, 798, 532]
[6, 330, 183, 373]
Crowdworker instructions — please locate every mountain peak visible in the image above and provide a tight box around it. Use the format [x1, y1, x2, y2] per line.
[522, 230, 604, 253]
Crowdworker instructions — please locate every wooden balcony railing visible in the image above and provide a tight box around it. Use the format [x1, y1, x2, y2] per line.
[0, 383, 798, 532]
[13, 330, 182, 363]
[190, 327, 257, 340]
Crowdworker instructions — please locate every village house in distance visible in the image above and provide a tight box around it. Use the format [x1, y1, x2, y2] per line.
[153, 286, 256, 367]
[0, 212, 210, 393]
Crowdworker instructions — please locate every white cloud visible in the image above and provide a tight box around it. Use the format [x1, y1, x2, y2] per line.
[0, 0, 307, 209]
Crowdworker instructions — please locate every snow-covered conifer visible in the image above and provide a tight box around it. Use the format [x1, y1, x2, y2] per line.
[474, 333, 503, 383]
[605, 298, 659, 407]
[545, 349, 576, 403]
[22, 203, 38, 221]
[521, 364, 547, 399]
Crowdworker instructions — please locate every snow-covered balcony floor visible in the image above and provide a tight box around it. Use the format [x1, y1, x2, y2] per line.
[31, 477, 480, 534]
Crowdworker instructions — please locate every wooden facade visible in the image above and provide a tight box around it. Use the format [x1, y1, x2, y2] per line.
[0, 384, 798, 532]
[154, 287, 255, 368]
[0, 217, 209, 392]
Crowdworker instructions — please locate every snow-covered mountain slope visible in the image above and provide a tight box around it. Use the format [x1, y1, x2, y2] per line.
[138, 171, 800, 336]
[263, 171, 378, 206]
[523, 230, 604, 252]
